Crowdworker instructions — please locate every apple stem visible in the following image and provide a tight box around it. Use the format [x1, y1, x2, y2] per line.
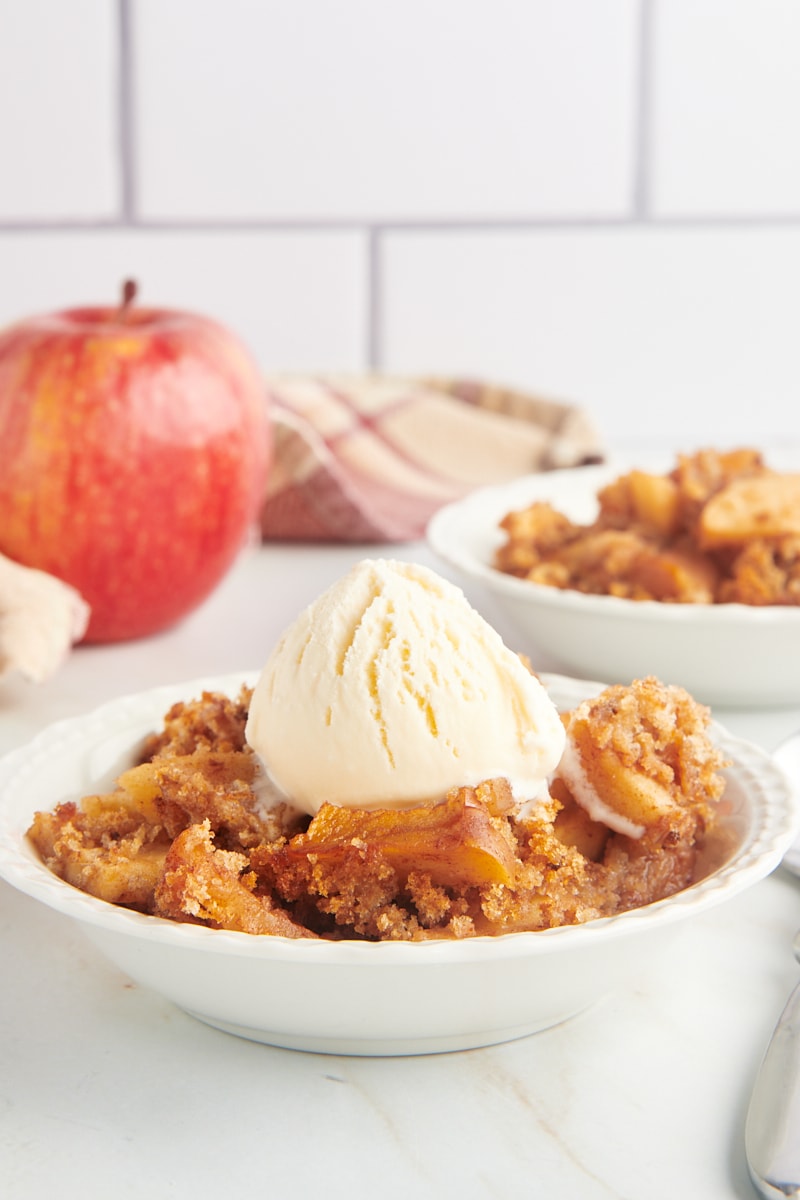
[116, 279, 138, 320]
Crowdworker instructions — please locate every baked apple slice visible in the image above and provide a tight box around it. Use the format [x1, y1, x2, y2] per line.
[279, 790, 518, 889]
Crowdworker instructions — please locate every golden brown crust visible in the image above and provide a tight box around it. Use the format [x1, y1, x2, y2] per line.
[27, 679, 727, 940]
[141, 686, 254, 758]
[496, 448, 800, 605]
[28, 801, 170, 909]
[153, 821, 314, 938]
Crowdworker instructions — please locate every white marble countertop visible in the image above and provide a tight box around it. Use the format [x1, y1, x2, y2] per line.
[2, 538, 799, 1200]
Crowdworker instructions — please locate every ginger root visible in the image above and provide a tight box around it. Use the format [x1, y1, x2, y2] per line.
[0, 552, 89, 683]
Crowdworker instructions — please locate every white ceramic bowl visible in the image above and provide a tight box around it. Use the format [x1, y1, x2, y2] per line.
[0, 672, 796, 1057]
[427, 465, 800, 708]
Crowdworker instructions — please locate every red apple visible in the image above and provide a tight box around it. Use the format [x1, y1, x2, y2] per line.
[0, 282, 271, 643]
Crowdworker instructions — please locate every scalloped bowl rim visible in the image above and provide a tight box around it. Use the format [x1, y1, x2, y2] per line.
[0, 671, 796, 968]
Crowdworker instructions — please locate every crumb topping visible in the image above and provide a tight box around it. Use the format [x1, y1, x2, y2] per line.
[27, 676, 728, 941]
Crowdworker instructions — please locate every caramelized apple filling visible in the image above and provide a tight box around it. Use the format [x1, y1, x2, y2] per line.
[496, 448, 800, 605]
[27, 678, 727, 941]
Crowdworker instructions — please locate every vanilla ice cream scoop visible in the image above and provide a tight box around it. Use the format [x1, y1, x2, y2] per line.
[245, 558, 565, 816]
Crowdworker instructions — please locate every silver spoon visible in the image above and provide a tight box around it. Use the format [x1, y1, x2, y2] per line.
[745, 921, 800, 1199]
[743, 724, 800, 1200]
[746, 725, 800, 1200]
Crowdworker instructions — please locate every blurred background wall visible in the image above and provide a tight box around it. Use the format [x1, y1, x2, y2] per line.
[0, 0, 798, 454]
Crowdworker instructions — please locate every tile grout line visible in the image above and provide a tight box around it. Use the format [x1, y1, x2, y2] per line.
[118, 0, 136, 222]
[366, 227, 382, 370]
[2, 215, 800, 234]
[632, 0, 654, 219]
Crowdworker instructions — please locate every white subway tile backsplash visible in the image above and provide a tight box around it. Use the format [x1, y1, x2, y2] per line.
[1, 0, 799, 464]
[380, 227, 800, 446]
[0, 232, 367, 371]
[651, 0, 800, 216]
[0, 0, 118, 220]
[133, 0, 639, 221]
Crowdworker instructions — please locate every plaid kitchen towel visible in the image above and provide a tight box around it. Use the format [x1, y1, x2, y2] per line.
[260, 375, 603, 542]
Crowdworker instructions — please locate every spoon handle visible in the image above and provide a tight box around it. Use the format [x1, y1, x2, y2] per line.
[746, 979, 800, 1199]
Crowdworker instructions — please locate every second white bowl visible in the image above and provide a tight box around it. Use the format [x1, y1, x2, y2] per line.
[428, 466, 800, 708]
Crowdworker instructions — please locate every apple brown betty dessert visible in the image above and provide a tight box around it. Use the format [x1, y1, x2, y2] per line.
[27, 676, 730, 941]
[496, 448, 800, 604]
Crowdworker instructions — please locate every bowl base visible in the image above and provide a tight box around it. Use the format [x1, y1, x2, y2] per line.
[184, 1006, 590, 1056]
